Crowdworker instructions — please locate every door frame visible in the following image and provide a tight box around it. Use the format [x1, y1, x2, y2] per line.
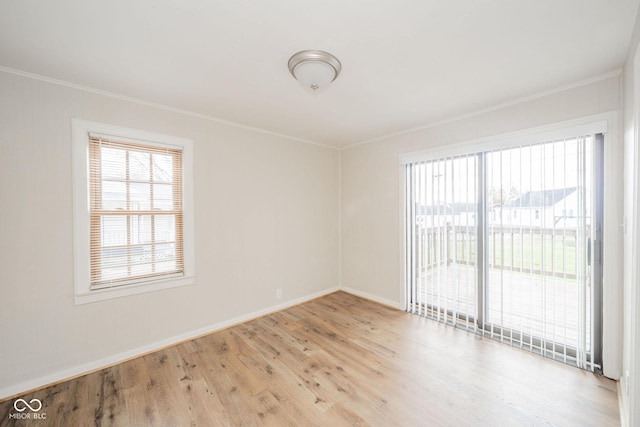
[400, 114, 618, 373]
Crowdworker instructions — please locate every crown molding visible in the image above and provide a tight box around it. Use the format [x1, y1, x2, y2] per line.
[0, 65, 338, 151]
[342, 69, 623, 150]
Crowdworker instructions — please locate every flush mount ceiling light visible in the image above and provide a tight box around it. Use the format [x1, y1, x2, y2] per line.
[288, 50, 341, 94]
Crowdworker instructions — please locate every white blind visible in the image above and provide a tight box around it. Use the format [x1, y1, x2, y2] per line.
[406, 136, 599, 371]
[405, 154, 479, 331]
[89, 136, 184, 288]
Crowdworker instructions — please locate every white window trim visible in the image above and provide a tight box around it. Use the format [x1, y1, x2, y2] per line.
[72, 119, 195, 304]
[399, 115, 609, 165]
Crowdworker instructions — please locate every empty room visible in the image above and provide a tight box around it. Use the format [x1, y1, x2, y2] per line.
[2, 1, 640, 426]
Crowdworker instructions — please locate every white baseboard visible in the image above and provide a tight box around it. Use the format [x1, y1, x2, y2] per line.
[618, 379, 629, 427]
[0, 286, 339, 401]
[340, 287, 405, 310]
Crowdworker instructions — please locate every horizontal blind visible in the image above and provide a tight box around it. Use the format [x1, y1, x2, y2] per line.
[89, 136, 184, 288]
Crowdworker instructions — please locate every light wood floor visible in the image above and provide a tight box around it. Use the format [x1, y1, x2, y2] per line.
[0, 291, 619, 426]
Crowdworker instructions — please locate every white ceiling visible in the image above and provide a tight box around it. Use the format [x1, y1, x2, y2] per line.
[1, 1, 638, 148]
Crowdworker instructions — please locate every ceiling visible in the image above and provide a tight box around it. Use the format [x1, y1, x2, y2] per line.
[1, 1, 638, 148]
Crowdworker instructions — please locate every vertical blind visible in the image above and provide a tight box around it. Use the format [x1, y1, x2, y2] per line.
[406, 136, 600, 371]
[405, 154, 480, 331]
[89, 135, 184, 288]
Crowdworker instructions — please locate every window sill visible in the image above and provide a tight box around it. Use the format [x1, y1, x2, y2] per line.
[74, 275, 195, 305]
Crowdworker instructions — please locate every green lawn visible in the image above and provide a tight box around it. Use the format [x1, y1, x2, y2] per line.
[486, 233, 578, 276]
[444, 232, 580, 277]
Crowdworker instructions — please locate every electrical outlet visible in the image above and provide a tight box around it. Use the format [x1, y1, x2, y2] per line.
[276, 288, 282, 299]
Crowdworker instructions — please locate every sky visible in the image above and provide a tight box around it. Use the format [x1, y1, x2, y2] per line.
[413, 136, 594, 207]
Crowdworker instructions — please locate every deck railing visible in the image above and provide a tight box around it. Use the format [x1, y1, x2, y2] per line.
[417, 224, 581, 280]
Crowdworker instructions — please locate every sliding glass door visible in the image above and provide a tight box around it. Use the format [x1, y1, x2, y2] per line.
[406, 155, 480, 328]
[405, 134, 602, 371]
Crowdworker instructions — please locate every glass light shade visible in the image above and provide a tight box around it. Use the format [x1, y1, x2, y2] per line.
[292, 61, 336, 93]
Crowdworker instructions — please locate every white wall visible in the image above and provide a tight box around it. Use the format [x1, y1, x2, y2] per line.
[341, 75, 624, 378]
[621, 6, 640, 426]
[0, 52, 633, 418]
[0, 70, 340, 398]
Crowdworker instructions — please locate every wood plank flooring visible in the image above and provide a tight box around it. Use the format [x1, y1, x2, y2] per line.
[0, 291, 619, 426]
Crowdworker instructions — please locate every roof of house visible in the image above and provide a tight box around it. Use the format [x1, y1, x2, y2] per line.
[416, 202, 477, 215]
[505, 187, 577, 208]
[415, 187, 577, 214]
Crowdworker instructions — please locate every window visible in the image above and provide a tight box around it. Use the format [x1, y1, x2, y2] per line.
[403, 124, 604, 371]
[73, 120, 194, 304]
